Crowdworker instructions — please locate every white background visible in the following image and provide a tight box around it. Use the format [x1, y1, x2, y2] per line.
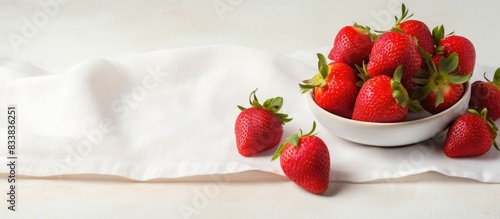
[1, 0, 500, 218]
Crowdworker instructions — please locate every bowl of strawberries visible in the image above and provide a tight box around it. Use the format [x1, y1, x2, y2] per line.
[302, 4, 476, 146]
[306, 80, 471, 146]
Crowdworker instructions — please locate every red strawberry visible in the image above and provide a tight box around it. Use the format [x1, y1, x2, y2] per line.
[272, 122, 330, 194]
[399, 20, 434, 55]
[365, 31, 422, 94]
[300, 53, 360, 118]
[469, 68, 500, 121]
[413, 53, 471, 114]
[444, 108, 499, 158]
[366, 31, 421, 77]
[328, 23, 374, 66]
[434, 27, 476, 76]
[393, 4, 435, 56]
[352, 66, 420, 122]
[235, 89, 292, 157]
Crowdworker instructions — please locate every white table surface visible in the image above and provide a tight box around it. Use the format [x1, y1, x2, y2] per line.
[1, 0, 500, 218]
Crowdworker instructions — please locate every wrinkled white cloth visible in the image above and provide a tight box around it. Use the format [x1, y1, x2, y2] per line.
[1, 45, 499, 182]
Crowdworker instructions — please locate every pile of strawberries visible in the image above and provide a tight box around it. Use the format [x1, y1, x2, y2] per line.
[301, 4, 475, 122]
[233, 4, 499, 195]
[301, 4, 499, 158]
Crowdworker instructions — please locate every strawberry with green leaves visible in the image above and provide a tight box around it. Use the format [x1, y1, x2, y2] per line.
[352, 66, 420, 122]
[272, 122, 330, 195]
[300, 53, 360, 119]
[469, 68, 500, 121]
[366, 31, 421, 79]
[370, 3, 433, 95]
[433, 25, 476, 76]
[328, 23, 375, 66]
[235, 89, 292, 157]
[444, 108, 499, 158]
[393, 3, 435, 56]
[365, 30, 422, 95]
[413, 53, 471, 114]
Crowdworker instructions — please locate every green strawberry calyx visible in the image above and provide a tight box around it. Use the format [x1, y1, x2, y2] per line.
[432, 25, 454, 52]
[391, 65, 421, 112]
[468, 108, 499, 150]
[355, 61, 371, 86]
[375, 3, 412, 34]
[390, 3, 435, 61]
[237, 89, 292, 124]
[414, 36, 433, 60]
[412, 53, 471, 107]
[353, 22, 378, 42]
[271, 121, 317, 161]
[299, 53, 331, 93]
[484, 68, 500, 89]
[393, 3, 414, 28]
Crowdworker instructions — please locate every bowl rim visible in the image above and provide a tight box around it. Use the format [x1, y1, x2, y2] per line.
[307, 81, 471, 127]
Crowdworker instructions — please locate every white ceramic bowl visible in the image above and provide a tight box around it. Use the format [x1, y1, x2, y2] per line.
[307, 82, 471, 146]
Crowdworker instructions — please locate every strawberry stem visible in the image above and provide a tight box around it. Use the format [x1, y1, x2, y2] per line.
[432, 25, 454, 50]
[394, 3, 413, 26]
[299, 54, 329, 93]
[489, 68, 500, 88]
[390, 66, 421, 112]
[355, 62, 371, 84]
[432, 25, 445, 45]
[271, 121, 317, 161]
[376, 4, 413, 34]
[238, 89, 292, 124]
[353, 22, 378, 41]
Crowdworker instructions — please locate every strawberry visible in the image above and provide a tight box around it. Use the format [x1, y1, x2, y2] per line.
[469, 68, 500, 121]
[366, 31, 421, 77]
[444, 108, 499, 158]
[413, 53, 471, 114]
[365, 31, 422, 94]
[272, 122, 330, 194]
[300, 53, 360, 118]
[399, 20, 434, 55]
[393, 4, 435, 56]
[235, 89, 292, 157]
[352, 66, 420, 122]
[434, 26, 476, 76]
[328, 23, 375, 66]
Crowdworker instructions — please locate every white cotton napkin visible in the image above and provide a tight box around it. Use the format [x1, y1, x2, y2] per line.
[0, 45, 499, 182]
